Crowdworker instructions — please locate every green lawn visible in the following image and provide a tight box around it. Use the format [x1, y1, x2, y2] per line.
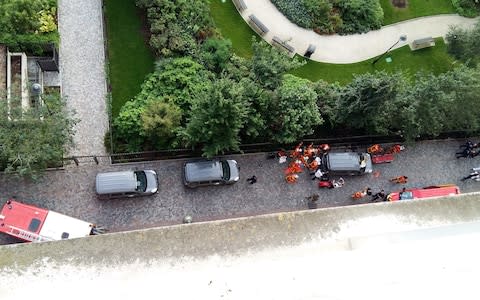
[210, 0, 255, 58]
[291, 38, 454, 84]
[104, 0, 154, 117]
[211, 1, 455, 85]
[380, 0, 456, 25]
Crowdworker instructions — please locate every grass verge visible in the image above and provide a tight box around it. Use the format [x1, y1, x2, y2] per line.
[380, 0, 456, 25]
[210, 0, 255, 58]
[291, 38, 454, 84]
[104, 0, 154, 117]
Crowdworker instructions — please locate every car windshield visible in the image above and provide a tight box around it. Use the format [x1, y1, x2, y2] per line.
[134, 171, 147, 192]
[221, 161, 230, 181]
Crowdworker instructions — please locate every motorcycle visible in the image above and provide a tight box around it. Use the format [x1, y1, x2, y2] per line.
[461, 168, 480, 182]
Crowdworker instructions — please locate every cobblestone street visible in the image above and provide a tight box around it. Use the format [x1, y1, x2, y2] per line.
[1, 139, 479, 245]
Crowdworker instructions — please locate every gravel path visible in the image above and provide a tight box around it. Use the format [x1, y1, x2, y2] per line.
[58, 0, 108, 156]
[1, 139, 479, 245]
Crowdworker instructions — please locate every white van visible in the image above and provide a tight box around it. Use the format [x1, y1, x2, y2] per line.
[95, 170, 158, 199]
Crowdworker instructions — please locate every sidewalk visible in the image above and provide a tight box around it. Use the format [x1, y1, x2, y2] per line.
[241, 0, 479, 63]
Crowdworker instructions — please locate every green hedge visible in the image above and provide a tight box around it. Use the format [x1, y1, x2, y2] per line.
[452, 0, 480, 17]
[0, 32, 58, 55]
[270, 0, 312, 28]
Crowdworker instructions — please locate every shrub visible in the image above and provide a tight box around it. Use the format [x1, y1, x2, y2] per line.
[270, 0, 383, 35]
[0, 0, 58, 54]
[451, 0, 480, 17]
[446, 21, 480, 66]
[136, 0, 215, 57]
[270, 0, 312, 28]
[336, 0, 384, 34]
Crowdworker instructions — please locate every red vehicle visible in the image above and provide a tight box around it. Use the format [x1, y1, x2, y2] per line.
[368, 144, 404, 164]
[388, 185, 460, 201]
[371, 153, 395, 164]
[0, 199, 103, 242]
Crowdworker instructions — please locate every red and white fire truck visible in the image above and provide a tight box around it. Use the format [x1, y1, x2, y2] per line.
[388, 185, 460, 201]
[0, 199, 104, 242]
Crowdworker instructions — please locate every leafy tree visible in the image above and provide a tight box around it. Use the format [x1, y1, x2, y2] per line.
[141, 99, 182, 149]
[446, 21, 480, 66]
[0, 0, 56, 35]
[181, 78, 249, 157]
[270, 74, 323, 143]
[395, 66, 480, 140]
[395, 73, 447, 140]
[237, 78, 273, 141]
[332, 71, 406, 135]
[434, 66, 480, 132]
[151, 57, 215, 112]
[251, 39, 305, 90]
[452, 0, 480, 17]
[304, 0, 341, 34]
[0, 0, 58, 53]
[336, 0, 383, 34]
[313, 79, 342, 125]
[135, 0, 214, 57]
[198, 38, 233, 74]
[0, 94, 77, 178]
[113, 57, 214, 151]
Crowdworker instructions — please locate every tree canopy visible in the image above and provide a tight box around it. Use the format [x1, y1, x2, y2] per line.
[181, 77, 249, 157]
[0, 94, 77, 178]
[446, 21, 480, 67]
[270, 74, 323, 143]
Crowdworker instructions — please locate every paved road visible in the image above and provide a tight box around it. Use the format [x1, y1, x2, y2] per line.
[240, 0, 479, 63]
[1, 139, 479, 245]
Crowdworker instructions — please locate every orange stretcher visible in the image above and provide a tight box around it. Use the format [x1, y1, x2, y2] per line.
[371, 153, 394, 164]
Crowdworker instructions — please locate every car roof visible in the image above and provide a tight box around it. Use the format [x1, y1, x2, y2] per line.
[326, 152, 361, 171]
[184, 160, 223, 182]
[96, 171, 137, 194]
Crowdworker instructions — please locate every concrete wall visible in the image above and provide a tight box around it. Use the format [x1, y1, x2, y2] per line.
[1, 194, 480, 270]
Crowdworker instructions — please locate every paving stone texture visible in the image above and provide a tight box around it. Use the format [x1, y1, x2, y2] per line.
[1, 139, 480, 245]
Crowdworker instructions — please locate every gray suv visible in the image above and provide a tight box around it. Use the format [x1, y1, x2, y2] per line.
[183, 159, 239, 188]
[95, 170, 158, 199]
[322, 152, 372, 175]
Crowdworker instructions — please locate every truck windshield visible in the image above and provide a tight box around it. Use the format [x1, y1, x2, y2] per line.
[134, 171, 147, 192]
[221, 161, 230, 181]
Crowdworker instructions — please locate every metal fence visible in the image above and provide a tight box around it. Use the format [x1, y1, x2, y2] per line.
[107, 134, 402, 164]
[61, 130, 478, 166]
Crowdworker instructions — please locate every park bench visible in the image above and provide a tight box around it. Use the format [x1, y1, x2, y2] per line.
[272, 36, 295, 57]
[410, 37, 435, 51]
[248, 14, 269, 36]
[232, 0, 247, 12]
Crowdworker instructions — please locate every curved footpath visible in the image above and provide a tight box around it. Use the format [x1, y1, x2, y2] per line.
[240, 0, 479, 63]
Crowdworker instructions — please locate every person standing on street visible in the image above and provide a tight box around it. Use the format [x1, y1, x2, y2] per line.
[371, 189, 386, 202]
[246, 175, 257, 184]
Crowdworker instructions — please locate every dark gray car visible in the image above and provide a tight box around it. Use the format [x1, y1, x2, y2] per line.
[183, 159, 240, 188]
[322, 152, 373, 175]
